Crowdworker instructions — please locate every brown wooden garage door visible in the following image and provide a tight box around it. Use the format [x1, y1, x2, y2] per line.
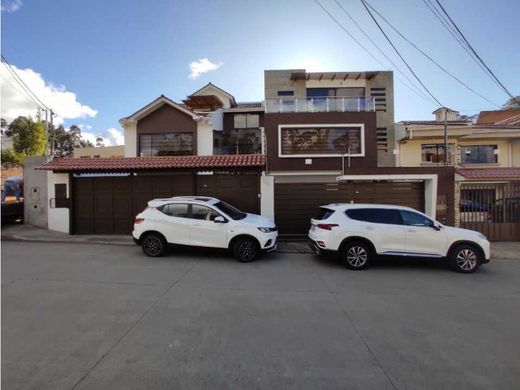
[274, 180, 425, 236]
[72, 172, 259, 234]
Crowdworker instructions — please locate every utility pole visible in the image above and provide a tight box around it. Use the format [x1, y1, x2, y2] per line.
[49, 109, 55, 157]
[44, 109, 49, 156]
[444, 108, 448, 167]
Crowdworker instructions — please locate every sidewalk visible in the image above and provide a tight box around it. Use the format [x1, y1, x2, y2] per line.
[1, 223, 519, 259]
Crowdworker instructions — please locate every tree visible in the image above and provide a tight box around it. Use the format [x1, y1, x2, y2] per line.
[7, 116, 46, 156]
[49, 124, 94, 157]
[96, 136, 105, 147]
[501, 96, 520, 110]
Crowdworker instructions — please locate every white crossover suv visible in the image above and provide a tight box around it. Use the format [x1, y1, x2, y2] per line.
[308, 203, 491, 273]
[133, 196, 277, 262]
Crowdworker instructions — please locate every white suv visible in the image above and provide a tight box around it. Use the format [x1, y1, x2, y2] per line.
[133, 196, 277, 262]
[308, 203, 491, 273]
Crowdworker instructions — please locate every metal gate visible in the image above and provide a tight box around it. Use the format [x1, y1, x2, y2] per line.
[460, 181, 520, 241]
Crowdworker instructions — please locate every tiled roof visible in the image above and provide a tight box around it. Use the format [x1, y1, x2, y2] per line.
[399, 120, 470, 125]
[457, 168, 520, 181]
[477, 109, 520, 125]
[38, 154, 266, 172]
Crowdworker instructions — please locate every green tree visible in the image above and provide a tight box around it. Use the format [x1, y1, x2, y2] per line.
[7, 116, 46, 156]
[49, 124, 94, 157]
[501, 96, 520, 110]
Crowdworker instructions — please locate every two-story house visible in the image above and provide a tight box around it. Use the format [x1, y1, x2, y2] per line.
[396, 107, 520, 240]
[38, 70, 456, 237]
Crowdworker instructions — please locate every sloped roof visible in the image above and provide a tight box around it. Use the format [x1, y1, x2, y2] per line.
[456, 168, 520, 181]
[476, 109, 520, 125]
[38, 154, 266, 172]
[120, 95, 197, 124]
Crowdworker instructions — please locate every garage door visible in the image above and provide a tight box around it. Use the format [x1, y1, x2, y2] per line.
[274, 180, 425, 236]
[72, 172, 259, 234]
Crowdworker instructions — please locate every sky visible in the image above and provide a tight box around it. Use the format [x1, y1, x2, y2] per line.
[1, 0, 519, 145]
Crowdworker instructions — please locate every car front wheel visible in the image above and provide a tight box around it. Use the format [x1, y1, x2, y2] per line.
[233, 238, 259, 263]
[341, 241, 372, 270]
[449, 244, 482, 273]
[142, 233, 167, 257]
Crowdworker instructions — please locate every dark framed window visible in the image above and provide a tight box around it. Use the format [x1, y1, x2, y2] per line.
[345, 208, 403, 225]
[139, 133, 193, 157]
[278, 90, 294, 96]
[160, 203, 189, 218]
[280, 126, 363, 156]
[234, 114, 259, 129]
[421, 144, 453, 164]
[461, 145, 497, 164]
[213, 129, 262, 155]
[400, 210, 432, 227]
[191, 205, 221, 221]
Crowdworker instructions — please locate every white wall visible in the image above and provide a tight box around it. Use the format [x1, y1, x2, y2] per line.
[123, 122, 137, 157]
[197, 122, 214, 155]
[47, 172, 70, 233]
[260, 174, 275, 221]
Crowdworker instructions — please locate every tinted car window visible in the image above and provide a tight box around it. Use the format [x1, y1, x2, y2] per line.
[346, 208, 403, 225]
[314, 207, 335, 220]
[400, 210, 432, 227]
[191, 205, 221, 221]
[160, 203, 189, 218]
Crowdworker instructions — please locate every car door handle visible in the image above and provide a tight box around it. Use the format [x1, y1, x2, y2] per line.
[407, 229, 417, 233]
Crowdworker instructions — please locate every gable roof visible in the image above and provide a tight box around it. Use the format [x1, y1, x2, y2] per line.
[456, 168, 520, 181]
[477, 109, 520, 125]
[120, 95, 198, 124]
[432, 107, 458, 114]
[188, 83, 236, 106]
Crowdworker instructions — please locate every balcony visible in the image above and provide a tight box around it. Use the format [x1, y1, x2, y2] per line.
[265, 96, 375, 113]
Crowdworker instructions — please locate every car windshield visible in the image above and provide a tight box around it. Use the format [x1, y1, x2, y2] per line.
[213, 201, 246, 220]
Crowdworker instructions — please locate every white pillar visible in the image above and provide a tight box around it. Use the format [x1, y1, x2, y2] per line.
[260, 174, 275, 221]
[47, 172, 70, 233]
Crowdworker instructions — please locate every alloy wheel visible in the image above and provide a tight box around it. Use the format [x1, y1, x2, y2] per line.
[238, 241, 256, 262]
[456, 249, 477, 271]
[143, 236, 163, 256]
[346, 246, 368, 268]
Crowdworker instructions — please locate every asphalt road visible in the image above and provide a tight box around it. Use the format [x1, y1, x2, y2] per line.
[2, 241, 519, 390]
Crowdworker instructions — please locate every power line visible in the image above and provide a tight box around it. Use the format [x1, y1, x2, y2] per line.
[361, 0, 498, 107]
[1, 61, 46, 110]
[331, 0, 436, 103]
[1, 54, 52, 111]
[433, 0, 519, 103]
[359, 0, 443, 106]
[313, 0, 437, 105]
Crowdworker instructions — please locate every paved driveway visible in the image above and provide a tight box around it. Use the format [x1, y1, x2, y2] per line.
[2, 241, 519, 389]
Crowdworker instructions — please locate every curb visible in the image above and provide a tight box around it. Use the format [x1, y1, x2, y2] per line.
[1, 235, 134, 247]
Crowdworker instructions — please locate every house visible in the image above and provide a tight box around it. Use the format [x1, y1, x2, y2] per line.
[396, 107, 520, 240]
[73, 145, 125, 158]
[37, 70, 456, 237]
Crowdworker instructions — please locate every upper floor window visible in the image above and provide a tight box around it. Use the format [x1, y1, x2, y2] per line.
[278, 90, 294, 96]
[234, 114, 259, 129]
[461, 145, 497, 164]
[139, 133, 193, 157]
[280, 125, 363, 157]
[421, 144, 453, 164]
[214, 129, 262, 155]
[306, 87, 365, 98]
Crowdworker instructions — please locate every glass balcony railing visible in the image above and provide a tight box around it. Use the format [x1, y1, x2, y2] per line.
[265, 96, 375, 113]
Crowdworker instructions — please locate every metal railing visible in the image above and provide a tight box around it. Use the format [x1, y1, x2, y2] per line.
[265, 96, 375, 113]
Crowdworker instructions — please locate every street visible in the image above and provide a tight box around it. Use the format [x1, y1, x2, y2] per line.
[2, 241, 519, 390]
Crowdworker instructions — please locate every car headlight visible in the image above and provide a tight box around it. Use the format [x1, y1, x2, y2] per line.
[478, 233, 487, 240]
[257, 227, 272, 233]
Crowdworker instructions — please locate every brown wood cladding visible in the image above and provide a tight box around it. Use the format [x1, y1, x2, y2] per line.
[137, 104, 197, 156]
[275, 181, 424, 236]
[264, 112, 377, 171]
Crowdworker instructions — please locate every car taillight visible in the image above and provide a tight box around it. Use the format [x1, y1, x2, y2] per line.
[316, 223, 338, 230]
[134, 217, 145, 224]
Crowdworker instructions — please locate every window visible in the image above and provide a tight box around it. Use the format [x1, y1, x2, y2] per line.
[421, 144, 453, 164]
[346, 208, 403, 225]
[191, 205, 221, 221]
[278, 90, 294, 96]
[280, 126, 363, 156]
[213, 129, 262, 155]
[139, 133, 193, 157]
[160, 203, 189, 218]
[314, 207, 335, 220]
[213, 201, 246, 220]
[400, 210, 432, 227]
[306, 87, 365, 98]
[234, 114, 259, 129]
[461, 145, 497, 164]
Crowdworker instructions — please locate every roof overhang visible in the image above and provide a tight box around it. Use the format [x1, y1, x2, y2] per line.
[290, 71, 379, 81]
[119, 95, 198, 125]
[456, 168, 520, 181]
[182, 95, 224, 110]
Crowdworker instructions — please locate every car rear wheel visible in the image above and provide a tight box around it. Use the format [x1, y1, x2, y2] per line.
[233, 238, 259, 263]
[341, 241, 372, 270]
[449, 244, 482, 273]
[142, 233, 167, 257]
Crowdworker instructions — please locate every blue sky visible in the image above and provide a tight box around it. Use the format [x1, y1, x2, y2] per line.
[2, 0, 519, 144]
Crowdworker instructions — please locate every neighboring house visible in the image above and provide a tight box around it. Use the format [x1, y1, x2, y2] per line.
[73, 145, 125, 158]
[38, 71, 456, 237]
[396, 107, 520, 240]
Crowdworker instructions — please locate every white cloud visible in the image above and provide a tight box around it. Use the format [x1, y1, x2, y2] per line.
[79, 126, 124, 147]
[188, 58, 222, 79]
[1, 0, 22, 12]
[0, 63, 97, 125]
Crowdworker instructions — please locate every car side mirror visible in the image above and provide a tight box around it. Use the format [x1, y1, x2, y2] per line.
[214, 216, 227, 223]
[432, 222, 441, 231]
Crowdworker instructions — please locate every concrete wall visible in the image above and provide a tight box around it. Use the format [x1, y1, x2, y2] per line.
[197, 121, 214, 155]
[47, 172, 70, 233]
[260, 174, 274, 220]
[23, 156, 48, 229]
[74, 145, 124, 158]
[123, 122, 137, 157]
[511, 140, 520, 167]
[264, 69, 307, 99]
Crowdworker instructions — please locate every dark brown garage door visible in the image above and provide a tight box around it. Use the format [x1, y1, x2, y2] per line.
[274, 180, 425, 236]
[72, 172, 259, 234]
